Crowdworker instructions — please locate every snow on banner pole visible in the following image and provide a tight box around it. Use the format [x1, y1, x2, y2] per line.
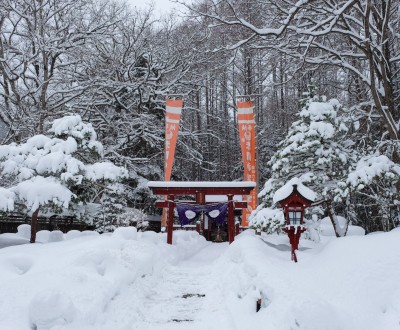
[237, 100, 257, 226]
[161, 98, 183, 229]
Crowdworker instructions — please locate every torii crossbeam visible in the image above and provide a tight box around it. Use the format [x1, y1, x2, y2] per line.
[147, 181, 256, 244]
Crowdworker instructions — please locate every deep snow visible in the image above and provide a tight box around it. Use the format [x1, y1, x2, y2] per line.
[0, 228, 399, 329]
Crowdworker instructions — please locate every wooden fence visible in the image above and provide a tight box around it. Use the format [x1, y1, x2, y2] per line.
[0, 214, 93, 234]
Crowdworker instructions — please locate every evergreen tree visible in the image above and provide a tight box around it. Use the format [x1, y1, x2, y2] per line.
[95, 183, 127, 233]
[0, 115, 128, 242]
[251, 91, 353, 233]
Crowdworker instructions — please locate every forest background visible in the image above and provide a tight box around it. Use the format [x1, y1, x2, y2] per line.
[1, 0, 399, 233]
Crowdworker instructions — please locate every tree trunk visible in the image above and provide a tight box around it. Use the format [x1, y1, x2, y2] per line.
[30, 208, 40, 243]
[326, 200, 349, 237]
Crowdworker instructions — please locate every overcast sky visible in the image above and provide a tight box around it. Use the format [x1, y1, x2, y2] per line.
[128, 0, 182, 14]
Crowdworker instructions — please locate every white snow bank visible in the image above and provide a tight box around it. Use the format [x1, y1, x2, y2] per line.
[0, 229, 209, 329]
[36, 230, 51, 243]
[65, 230, 81, 240]
[166, 231, 209, 263]
[320, 216, 365, 236]
[48, 230, 64, 242]
[273, 177, 317, 204]
[2, 223, 396, 330]
[212, 231, 400, 330]
[29, 290, 76, 329]
[112, 226, 137, 240]
[16, 224, 31, 240]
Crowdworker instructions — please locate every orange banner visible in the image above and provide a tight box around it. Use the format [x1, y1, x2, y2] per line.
[237, 100, 257, 226]
[162, 98, 183, 227]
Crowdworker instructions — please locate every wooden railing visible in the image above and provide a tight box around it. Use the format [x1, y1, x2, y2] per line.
[0, 214, 93, 234]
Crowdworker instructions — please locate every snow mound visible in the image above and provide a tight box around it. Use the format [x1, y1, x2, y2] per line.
[48, 230, 64, 242]
[166, 231, 209, 262]
[81, 230, 99, 237]
[65, 230, 82, 240]
[29, 290, 76, 330]
[16, 224, 31, 240]
[36, 230, 51, 243]
[320, 217, 365, 236]
[8, 257, 33, 275]
[112, 227, 138, 240]
[139, 231, 159, 244]
[214, 231, 400, 330]
[0, 229, 209, 329]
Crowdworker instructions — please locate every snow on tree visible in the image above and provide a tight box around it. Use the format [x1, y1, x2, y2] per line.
[95, 183, 127, 233]
[336, 155, 400, 231]
[187, 0, 400, 161]
[0, 188, 14, 212]
[251, 92, 353, 234]
[0, 115, 128, 242]
[250, 207, 284, 235]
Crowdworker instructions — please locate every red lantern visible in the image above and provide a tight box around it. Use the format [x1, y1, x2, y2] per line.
[275, 183, 314, 262]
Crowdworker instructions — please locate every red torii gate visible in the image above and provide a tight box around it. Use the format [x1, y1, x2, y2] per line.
[147, 181, 256, 244]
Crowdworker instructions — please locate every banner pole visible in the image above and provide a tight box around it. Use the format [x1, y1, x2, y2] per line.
[161, 98, 183, 230]
[236, 97, 258, 227]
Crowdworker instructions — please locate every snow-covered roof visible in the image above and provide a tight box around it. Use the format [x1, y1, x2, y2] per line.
[273, 178, 317, 204]
[148, 181, 256, 188]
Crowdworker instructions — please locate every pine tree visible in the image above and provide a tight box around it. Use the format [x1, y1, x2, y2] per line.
[251, 90, 353, 233]
[0, 115, 128, 242]
[94, 183, 127, 233]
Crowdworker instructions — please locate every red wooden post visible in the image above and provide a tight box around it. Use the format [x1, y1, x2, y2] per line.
[196, 191, 205, 237]
[167, 195, 175, 245]
[235, 221, 240, 236]
[228, 194, 234, 244]
[207, 218, 212, 241]
[30, 207, 40, 243]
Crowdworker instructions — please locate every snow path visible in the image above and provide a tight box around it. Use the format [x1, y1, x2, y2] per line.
[95, 242, 235, 330]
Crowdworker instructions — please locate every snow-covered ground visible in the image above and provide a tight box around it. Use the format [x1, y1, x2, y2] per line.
[0, 228, 399, 329]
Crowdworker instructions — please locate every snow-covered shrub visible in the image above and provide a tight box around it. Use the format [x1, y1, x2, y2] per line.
[0, 115, 128, 242]
[336, 155, 400, 231]
[250, 208, 284, 234]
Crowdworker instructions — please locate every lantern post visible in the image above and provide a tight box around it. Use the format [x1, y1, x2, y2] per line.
[275, 182, 315, 262]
